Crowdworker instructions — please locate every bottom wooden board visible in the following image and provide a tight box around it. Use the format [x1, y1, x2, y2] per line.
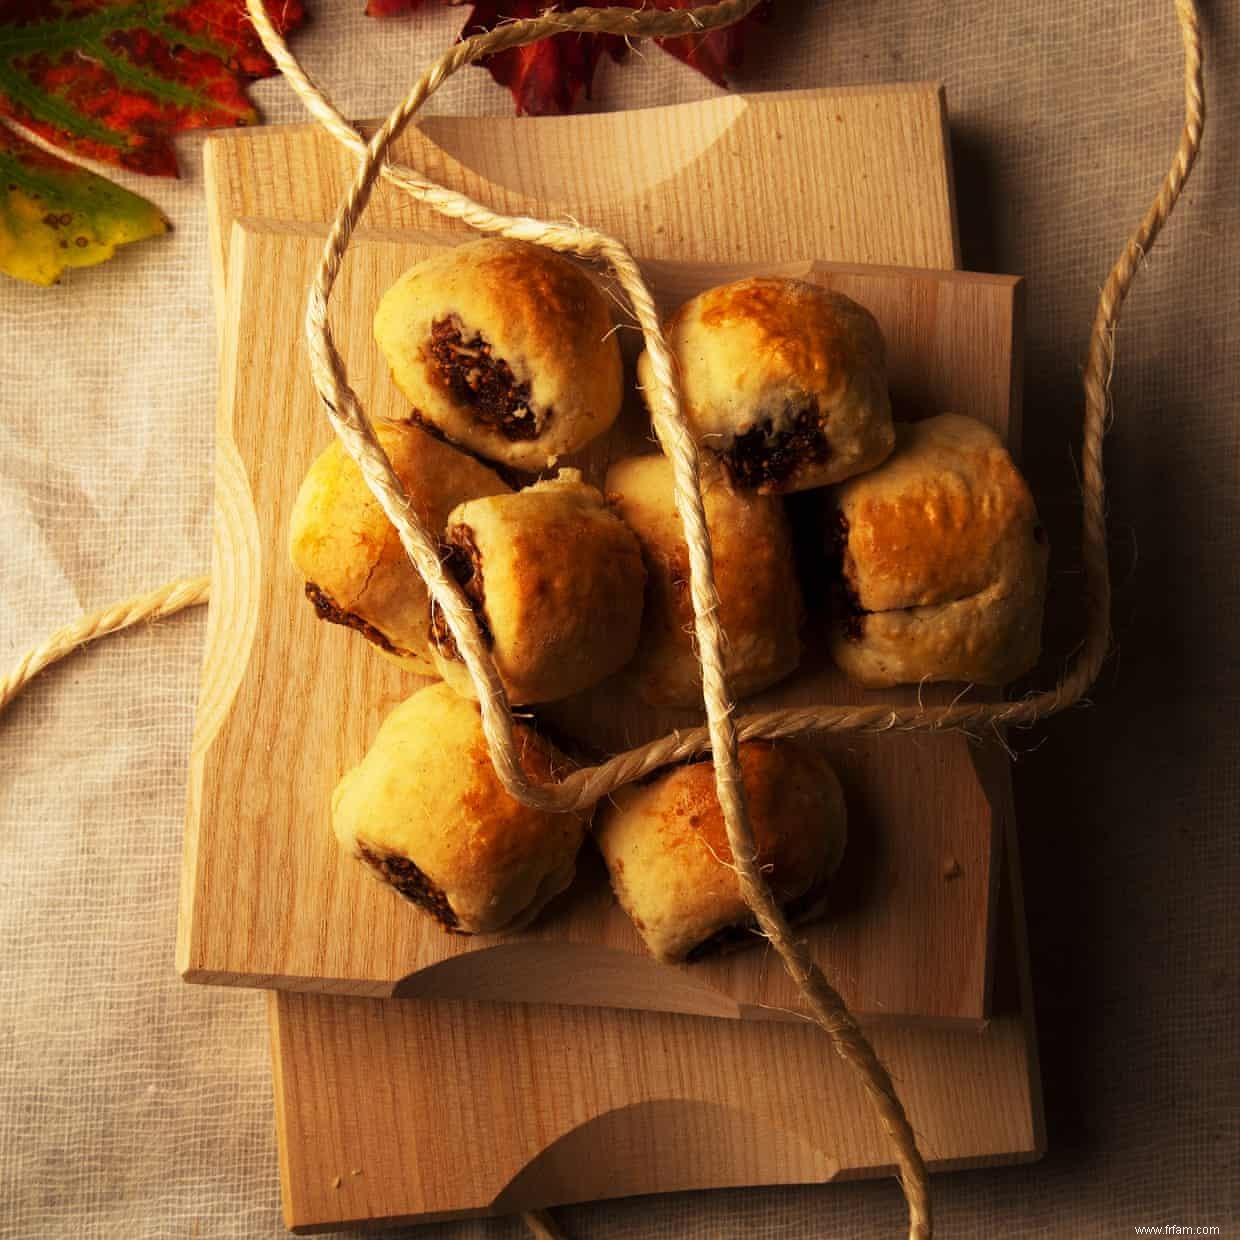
[268, 747, 1042, 1231]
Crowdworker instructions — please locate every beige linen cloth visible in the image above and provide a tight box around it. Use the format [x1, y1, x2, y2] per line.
[1, 2, 1236, 1236]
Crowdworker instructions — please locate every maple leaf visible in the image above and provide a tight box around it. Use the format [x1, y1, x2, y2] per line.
[461, 2, 626, 117]
[0, 0, 306, 178]
[641, 0, 772, 87]
[367, 1, 770, 115]
[0, 0, 304, 284]
[0, 123, 167, 284]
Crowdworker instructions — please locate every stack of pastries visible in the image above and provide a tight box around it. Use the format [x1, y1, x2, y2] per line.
[289, 239, 1048, 962]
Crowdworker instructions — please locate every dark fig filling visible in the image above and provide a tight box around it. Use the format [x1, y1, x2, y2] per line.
[304, 582, 410, 657]
[824, 511, 868, 641]
[684, 872, 831, 963]
[722, 401, 831, 489]
[357, 843, 461, 931]
[428, 524, 490, 663]
[427, 317, 545, 441]
[837, 588, 867, 641]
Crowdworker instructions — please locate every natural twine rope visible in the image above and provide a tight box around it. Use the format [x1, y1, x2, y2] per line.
[0, 4, 1204, 1238]
[0, 575, 210, 716]
[521, 1208, 570, 1240]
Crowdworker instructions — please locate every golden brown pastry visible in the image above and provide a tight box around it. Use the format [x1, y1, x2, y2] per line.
[828, 413, 1048, 688]
[637, 277, 894, 494]
[332, 683, 588, 934]
[429, 470, 646, 705]
[605, 453, 803, 707]
[288, 421, 510, 673]
[373, 239, 623, 472]
[596, 741, 848, 963]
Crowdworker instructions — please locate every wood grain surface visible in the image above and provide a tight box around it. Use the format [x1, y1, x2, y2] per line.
[188, 84, 1042, 1230]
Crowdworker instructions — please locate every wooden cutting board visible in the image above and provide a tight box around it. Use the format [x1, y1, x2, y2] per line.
[180, 216, 1014, 1025]
[190, 85, 1043, 1229]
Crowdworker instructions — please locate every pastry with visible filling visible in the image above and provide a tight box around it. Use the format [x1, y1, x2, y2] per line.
[637, 277, 894, 494]
[828, 413, 1048, 688]
[373, 239, 623, 472]
[332, 683, 588, 934]
[605, 453, 803, 707]
[429, 470, 646, 705]
[596, 740, 848, 963]
[288, 421, 510, 672]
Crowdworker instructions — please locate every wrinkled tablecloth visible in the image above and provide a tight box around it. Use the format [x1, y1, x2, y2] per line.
[1, 1, 1236, 1236]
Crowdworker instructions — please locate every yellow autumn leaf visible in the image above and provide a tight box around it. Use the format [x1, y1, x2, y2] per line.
[0, 125, 167, 287]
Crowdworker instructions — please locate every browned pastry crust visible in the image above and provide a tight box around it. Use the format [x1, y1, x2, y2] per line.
[595, 740, 848, 963]
[332, 683, 589, 935]
[637, 277, 895, 494]
[429, 470, 647, 705]
[829, 413, 1049, 687]
[373, 239, 623, 471]
[605, 453, 803, 706]
[288, 421, 510, 672]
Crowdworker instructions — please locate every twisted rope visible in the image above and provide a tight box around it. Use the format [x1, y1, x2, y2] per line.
[253, 2, 932, 1233]
[0, 576, 210, 717]
[244, 0, 1206, 810]
[521, 1209, 570, 1240]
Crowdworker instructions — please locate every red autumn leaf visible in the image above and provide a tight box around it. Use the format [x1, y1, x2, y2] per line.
[0, 0, 307, 178]
[642, 0, 772, 87]
[461, 1, 626, 117]
[366, 1, 770, 116]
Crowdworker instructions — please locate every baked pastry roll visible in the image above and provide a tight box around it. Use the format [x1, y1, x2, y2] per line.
[605, 453, 804, 707]
[373, 239, 623, 472]
[829, 413, 1048, 688]
[596, 741, 848, 963]
[288, 421, 510, 672]
[637, 277, 894, 494]
[332, 683, 588, 934]
[429, 470, 646, 705]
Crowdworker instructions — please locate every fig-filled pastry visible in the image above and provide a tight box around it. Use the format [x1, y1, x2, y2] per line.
[637, 276, 895, 494]
[429, 470, 646, 705]
[596, 740, 848, 963]
[288, 420, 509, 672]
[828, 413, 1048, 688]
[373, 238, 623, 472]
[332, 683, 588, 935]
[605, 452, 803, 707]
[301, 252, 1051, 954]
